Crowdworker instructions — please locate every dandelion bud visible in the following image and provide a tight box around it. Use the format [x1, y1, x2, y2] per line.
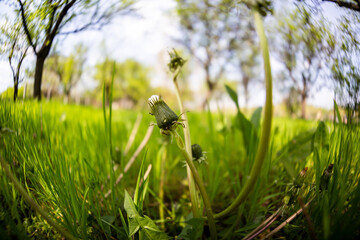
[320, 164, 334, 191]
[148, 95, 180, 130]
[191, 144, 203, 160]
[191, 144, 207, 164]
[168, 49, 186, 73]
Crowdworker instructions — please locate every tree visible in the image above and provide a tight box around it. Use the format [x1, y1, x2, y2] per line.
[94, 57, 117, 104]
[45, 43, 87, 102]
[116, 59, 151, 104]
[331, 15, 360, 123]
[94, 58, 151, 106]
[322, 0, 360, 12]
[275, 6, 334, 118]
[0, 18, 29, 101]
[175, 0, 240, 108]
[297, 0, 360, 12]
[11, 0, 133, 100]
[228, 5, 262, 108]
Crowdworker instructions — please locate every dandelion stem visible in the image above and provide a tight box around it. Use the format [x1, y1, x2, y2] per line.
[173, 67, 201, 218]
[172, 130, 217, 240]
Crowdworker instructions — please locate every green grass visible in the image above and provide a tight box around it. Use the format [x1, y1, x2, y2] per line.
[0, 100, 359, 239]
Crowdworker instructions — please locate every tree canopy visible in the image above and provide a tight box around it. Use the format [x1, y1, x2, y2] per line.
[7, 0, 133, 100]
[275, 6, 335, 118]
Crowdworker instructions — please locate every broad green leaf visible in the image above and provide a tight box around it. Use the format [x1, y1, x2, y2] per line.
[124, 190, 168, 239]
[101, 215, 115, 236]
[128, 217, 140, 237]
[225, 84, 239, 111]
[135, 215, 168, 240]
[101, 215, 115, 224]
[312, 122, 330, 188]
[333, 100, 342, 125]
[250, 107, 262, 132]
[178, 217, 205, 240]
[235, 111, 257, 154]
[225, 84, 258, 154]
[313, 121, 329, 151]
[277, 130, 315, 179]
[124, 190, 139, 218]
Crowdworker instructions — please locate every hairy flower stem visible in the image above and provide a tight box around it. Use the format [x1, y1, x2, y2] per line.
[173, 69, 201, 218]
[172, 129, 217, 240]
[0, 156, 76, 240]
[214, 10, 273, 219]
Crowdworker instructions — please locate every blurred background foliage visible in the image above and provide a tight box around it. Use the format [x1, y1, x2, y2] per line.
[0, 0, 359, 122]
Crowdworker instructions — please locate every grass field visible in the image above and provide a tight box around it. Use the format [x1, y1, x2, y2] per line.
[0, 100, 359, 239]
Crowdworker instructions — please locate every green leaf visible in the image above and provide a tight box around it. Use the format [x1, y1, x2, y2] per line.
[225, 84, 258, 154]
[101, 215, 115, 224]
[178, 217, 205, 240]
[128, 217, 140, 237]
[225, 84, 239, 111]
[124, 190, 168, 239]
[333, 100, 342, 125]
[118, 209, 130, 239]
[312, 121, 330, 188]
[134, 152, 148, 210]
[250, 107, 262, 132]
[136, 215, 168, 240]
[312, 121, 329, 151]
[277, 130, 315, 179]
[124, 190, 139, 218]
[101, 215, 115, 236]
[235, 111, 257, 155]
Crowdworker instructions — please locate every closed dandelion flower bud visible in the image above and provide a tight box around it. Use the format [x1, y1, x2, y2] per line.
[320, 164, 334, 191]
[168, 49, 186, 73]
[148, 95, 179, 130]
[192, 144, 207, 164]
[192, 144, 203, 160]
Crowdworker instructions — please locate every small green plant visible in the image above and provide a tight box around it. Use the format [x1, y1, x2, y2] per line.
[121, 154, 169, 240]
[146, 10, 273, 239]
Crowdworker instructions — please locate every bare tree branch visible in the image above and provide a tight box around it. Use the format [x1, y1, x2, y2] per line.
[46, 2, 59, 36]
[47, 0, 77, 45]
[322, 0, 360, 12]
[58, 2, 133, 35]
[17, 0, 37, 54]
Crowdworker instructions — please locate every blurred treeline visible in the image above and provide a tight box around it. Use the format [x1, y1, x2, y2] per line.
[0, 0, 359, 121]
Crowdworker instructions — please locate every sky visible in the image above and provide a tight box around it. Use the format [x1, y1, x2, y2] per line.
[0, 0, 347, 109]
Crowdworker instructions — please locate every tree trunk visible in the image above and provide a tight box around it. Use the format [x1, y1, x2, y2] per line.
[13, 79, 18, 102]
[23, 82, 27, 99]
[64, 93, 69, 104]
[301, 94, 306, 119]
[33, 55, 46, 101]
[202, 88, 213, 110]
[47, 85, 52, 101]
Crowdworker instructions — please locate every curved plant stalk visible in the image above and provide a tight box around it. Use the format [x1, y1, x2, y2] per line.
[172, 67, 201, 218]
[172, 130, 217, 240]
[214, 10, 273, 219]
[0, 156, 76, 240]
